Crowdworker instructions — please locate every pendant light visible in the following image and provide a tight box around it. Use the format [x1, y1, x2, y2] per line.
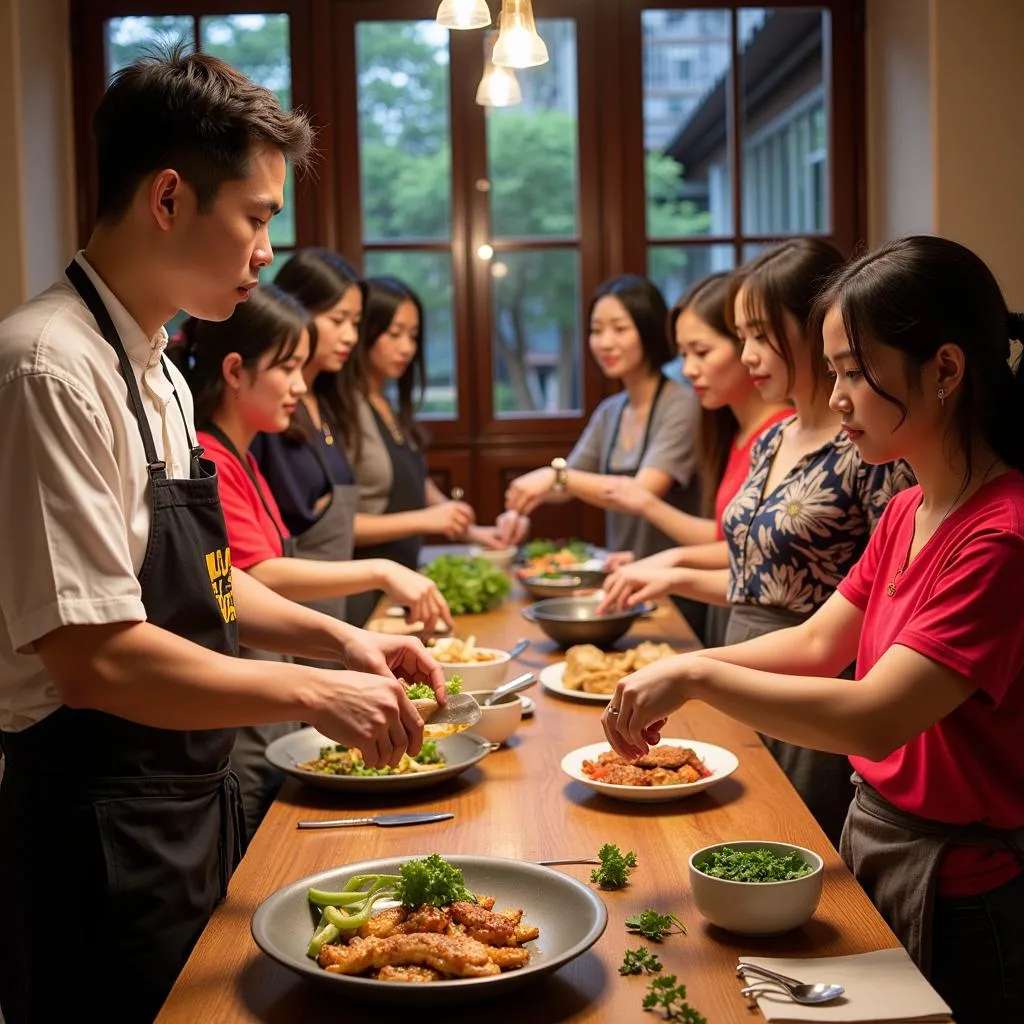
[476, 30, 523, 107]
[492, 0, 549, 68]
[435, 0, 492, 30]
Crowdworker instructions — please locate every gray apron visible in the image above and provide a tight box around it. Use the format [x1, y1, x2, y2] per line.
[292, 420, 360, 668]
[201, 424, 303, 842]
[726, 603, 856, 847]
[840, 772, 1024, 975]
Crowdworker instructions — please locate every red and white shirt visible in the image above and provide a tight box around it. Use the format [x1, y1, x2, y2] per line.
[839, 472, 1024, 896]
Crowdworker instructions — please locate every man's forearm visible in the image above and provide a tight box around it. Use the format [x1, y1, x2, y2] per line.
[245, 557, 386, 603]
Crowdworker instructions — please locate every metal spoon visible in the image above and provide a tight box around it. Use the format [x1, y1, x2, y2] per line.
[740, 981, 845, 1005]
[505, 638, 529, 659]
[483, 672, 536, 706]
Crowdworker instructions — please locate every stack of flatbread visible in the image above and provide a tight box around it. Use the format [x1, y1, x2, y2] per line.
[562, 642, 676, 694]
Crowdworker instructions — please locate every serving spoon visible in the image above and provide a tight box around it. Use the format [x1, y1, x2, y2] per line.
[738, 964, 844, 1005]
[482, 672, 537, 706]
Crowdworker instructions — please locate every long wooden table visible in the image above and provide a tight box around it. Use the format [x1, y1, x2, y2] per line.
[156, 593, 902, 1023]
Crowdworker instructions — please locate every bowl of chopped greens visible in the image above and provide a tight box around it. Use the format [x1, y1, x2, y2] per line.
[421, 554, 512, 616]
[688, 841, 824, 936]
[264, 728, 494, 793]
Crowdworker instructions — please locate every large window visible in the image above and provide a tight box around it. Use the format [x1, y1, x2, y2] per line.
[72, 0, 864, 536]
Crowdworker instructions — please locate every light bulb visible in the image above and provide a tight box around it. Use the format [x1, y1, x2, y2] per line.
[435, 0, 492, 30]
[492, 0, 549, 68]
[475, 62, 523, 107]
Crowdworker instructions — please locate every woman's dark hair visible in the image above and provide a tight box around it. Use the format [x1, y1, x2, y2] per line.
[354, 276, 427, 450]
[727, 238, 846, 395]
[171, 283, 310, 425]
[671, 272, 742, 517]
[94, 42, 314, 222]
[274, 248, 364, 457]
[589, 275, 673, 371]
[817, 234, 1024, 480]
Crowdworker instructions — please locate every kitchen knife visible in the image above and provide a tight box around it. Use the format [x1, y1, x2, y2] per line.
[296, 811, 455, 830]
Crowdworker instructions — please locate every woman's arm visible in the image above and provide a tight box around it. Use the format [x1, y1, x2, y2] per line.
[602, 478, 718, 546]
[599, 565, 731, 612]
[505, 465, 673, 516]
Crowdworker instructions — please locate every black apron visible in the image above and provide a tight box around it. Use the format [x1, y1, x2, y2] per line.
[291, 401, 360, 659]
[604, 377, 708, 641]
[348, 406, 427, 628]
[199, 422, 302, 842]
[0, 261, 244, 1024]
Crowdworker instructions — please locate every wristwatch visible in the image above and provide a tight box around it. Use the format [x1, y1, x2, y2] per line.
[550, 456, 568, 493]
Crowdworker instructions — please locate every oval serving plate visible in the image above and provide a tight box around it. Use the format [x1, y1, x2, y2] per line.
[538, 661, 612, 704]
[251, 854, 608, 1006]
[265, 728, 494, 793]
[560, 738, 739, 802]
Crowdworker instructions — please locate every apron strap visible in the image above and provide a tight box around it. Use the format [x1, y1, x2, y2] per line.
[200, 422, 288, 552]
[161, 360, 204, 463]
[65, 259, 168, 479]
[603, 374, 668, 475]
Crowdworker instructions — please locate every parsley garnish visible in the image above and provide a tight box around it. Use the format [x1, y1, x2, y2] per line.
[619, 946, 663, 975]
[696, 846, 812, 883]
[625, 909, 686, 942]
[642, 975, 708, 1023]
[590, 843, 637, 889]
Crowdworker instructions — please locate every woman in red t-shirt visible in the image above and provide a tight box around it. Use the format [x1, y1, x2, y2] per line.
[603, 235, 1024, 1024]
[600, 271, 790, 644]
[174, 285, 451, 837]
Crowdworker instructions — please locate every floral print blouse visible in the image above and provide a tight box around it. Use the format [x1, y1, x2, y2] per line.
[723, 416, 915, 614]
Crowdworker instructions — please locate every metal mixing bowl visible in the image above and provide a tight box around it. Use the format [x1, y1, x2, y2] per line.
[521, 595, 654, 648]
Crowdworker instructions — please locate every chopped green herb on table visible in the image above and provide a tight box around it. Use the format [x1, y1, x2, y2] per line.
[642, 974, 708, 1023]
[619, 946, 663, 975]
[625, 909, 686, 942]
[696, 846, 813, 882]
[590, 843, 637, 889]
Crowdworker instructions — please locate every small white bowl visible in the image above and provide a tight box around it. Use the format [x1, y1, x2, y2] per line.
[688, 840, 824, 936]
[431, 641, 511, 693]
[467, 690, 523, 746]
[469, 545, 518, 572]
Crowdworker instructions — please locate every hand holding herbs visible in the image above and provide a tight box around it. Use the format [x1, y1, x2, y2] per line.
[306, 854, 476, 958]
[590, 843, 637, 889]
[643, 975, 708, 1023]
[406, 676, 462, 701]
[625, 909, 686, 942]
[696, 845, 812, 882]
[421, 555, 511, 615]
[619, 946, 663, 975]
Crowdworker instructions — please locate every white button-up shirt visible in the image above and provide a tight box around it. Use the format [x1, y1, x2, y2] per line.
[0, 253, 197, 729]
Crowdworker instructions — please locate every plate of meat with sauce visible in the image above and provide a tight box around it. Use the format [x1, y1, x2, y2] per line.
[251, 853, 607, 1005]
[560, 739, 738, 802]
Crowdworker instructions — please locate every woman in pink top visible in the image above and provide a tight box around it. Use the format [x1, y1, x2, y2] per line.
[600, 271, 790, 644]
[603, 235, 1024, 1024]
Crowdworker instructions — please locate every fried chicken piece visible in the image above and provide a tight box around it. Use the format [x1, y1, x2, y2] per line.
[319, 932, 500, 978]
[594, 750, 625, 766]
[446, 921, 467, 936]
[450, 901, 518, 946]
[514, 922, 540, 943]
[600, 764, 651, 786]
[497, 907, 523, 926]
[475, 895, 496, 910]
[485, 945, 531, 970]
[634, 745, 698, 770]
[400, 905, 452, 934]
[356, 906, 408, 939]
[375, 965, 441, 983]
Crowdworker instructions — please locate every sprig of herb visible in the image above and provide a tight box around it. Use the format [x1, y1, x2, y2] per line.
[590, 843, 637, 889]
[625, 909, 687, 942]
[642, 975, 708, 1023]
[619, 946, 663, 975]
[406, 677, 463, 701]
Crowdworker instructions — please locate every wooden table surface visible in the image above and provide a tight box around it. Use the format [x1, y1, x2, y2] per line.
[156, 591, 901, 1024]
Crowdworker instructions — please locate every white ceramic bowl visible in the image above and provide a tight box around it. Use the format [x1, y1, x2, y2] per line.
[469, 545, 518, 572]
[467, 690, 523, 746]
[431, 641, 512, 693]
[687, 840, 824, 936]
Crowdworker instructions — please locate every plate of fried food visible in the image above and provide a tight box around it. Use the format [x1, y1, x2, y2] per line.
[251, 852, 607, 1005]
[560, 739, 739, 802]
[538, 641, 677, 703]
[265, 728, 494, 793]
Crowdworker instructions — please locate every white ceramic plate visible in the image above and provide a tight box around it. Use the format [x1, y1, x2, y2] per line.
[560, 738, 739, 802]
[538, 661, 612, 704]
[519, 694, 535, 717]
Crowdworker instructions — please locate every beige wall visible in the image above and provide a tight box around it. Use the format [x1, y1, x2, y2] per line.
[866, 0, 1024, 305]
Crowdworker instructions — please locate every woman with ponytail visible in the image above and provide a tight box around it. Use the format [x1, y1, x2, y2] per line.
[604, 235, 1024, 1024]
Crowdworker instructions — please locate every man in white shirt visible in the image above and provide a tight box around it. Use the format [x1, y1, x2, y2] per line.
[0, 45, 443, 1024]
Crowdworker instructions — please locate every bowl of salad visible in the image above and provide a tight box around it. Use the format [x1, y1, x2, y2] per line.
[516, 539, 603, 578]
[421, 554, 512, 616]
[687, 841, 824, 936]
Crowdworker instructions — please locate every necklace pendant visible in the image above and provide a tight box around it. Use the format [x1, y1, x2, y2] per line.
[886, 581, 897, 597]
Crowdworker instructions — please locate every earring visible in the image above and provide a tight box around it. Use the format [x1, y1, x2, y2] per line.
[937, 387, 946, 408]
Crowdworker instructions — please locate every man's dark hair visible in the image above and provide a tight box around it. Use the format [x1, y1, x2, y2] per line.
[93, 41, 315, 222]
